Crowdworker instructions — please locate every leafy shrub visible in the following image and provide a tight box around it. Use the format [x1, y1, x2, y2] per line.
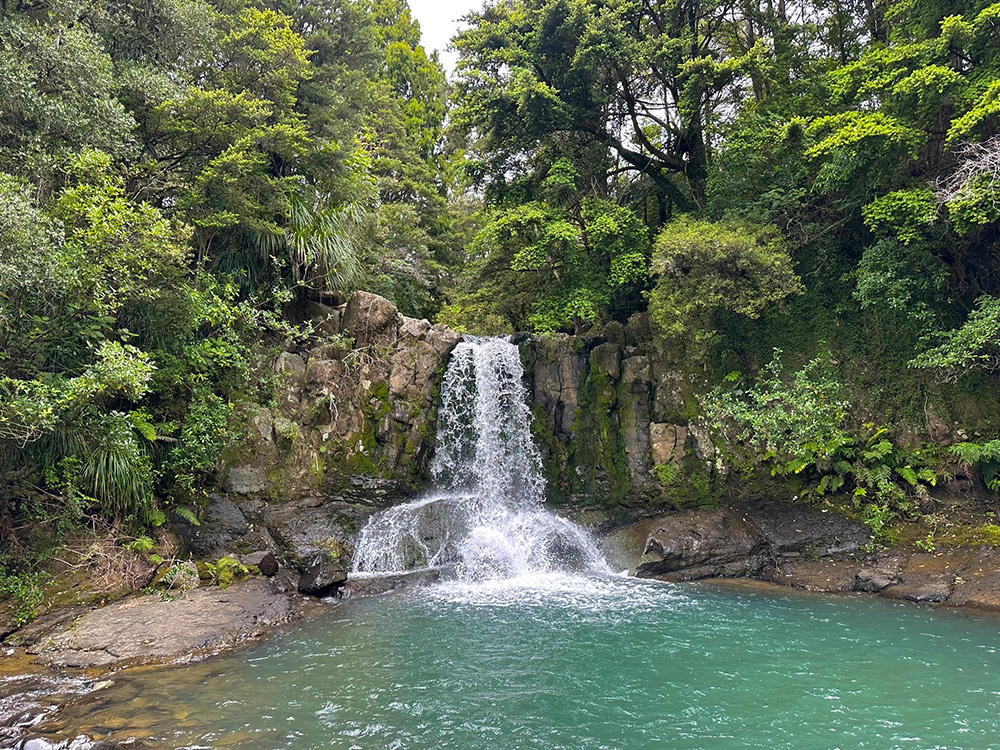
[164, 389, 233, 500]
[703, 349, 936, 537]
[648, 218, 803, 357]
[949, 439, 1000, 491]
[0, 559, 45, 627]
[910, 296, 1000, 381]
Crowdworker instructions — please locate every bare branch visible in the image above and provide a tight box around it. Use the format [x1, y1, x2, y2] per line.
[936, 136, 1000, 207]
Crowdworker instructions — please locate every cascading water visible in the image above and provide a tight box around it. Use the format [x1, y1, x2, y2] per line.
[352, 337, 610, 580]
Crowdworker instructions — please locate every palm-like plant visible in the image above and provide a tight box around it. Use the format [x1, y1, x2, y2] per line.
[248, 188, 368, 296]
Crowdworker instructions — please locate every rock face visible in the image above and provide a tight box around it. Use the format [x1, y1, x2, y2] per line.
[173, 292, 462, 566]
[190, 293, 713, 565]
[22, 579, 294, 670]
[521, 316, 712, 511]
[218, 291, 461, 511]
[630, 505, 870, 580]
[623, 505, 1000, 611]
[172, 491, 373, 577]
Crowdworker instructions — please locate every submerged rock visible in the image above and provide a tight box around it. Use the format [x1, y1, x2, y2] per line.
[339, 569, 442, 598]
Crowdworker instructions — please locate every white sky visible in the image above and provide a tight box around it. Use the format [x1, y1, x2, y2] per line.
[408, 0, 481, 74]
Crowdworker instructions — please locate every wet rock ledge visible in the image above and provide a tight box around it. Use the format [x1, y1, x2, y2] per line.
[5, 578, 294, 671]
[617, 504, 1000, 610]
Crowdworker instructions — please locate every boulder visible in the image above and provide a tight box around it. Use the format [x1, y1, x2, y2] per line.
[770, 559, 861, 592]
[262, 497, 367, 571]
[241, 551, 279, 577]
[940, 548, 1000, 608]
[400, 316, 432, 339]
[176, 495, 250, 558]
[855, 565, 900, 593]
[603, 320, 626, 346]
[881, 553, 955, 603]
[273, 352, 306, 415]
[636, 509, 767, 579]
[632, 505, 871, 581]
[625, 312, 651, 347]
[339, 569, 441, 599]
[297, 562, 347, 597]
[342, 292, 401, 348]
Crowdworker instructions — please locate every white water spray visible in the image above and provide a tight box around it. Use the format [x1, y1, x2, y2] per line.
[352, 338, 610, 580]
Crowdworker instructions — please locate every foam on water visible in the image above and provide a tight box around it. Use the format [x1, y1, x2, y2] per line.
[352, 337, 610, 580]
[423, 571, 689, 614]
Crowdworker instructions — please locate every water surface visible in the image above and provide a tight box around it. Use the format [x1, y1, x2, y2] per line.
[38, 574, 1000, 749]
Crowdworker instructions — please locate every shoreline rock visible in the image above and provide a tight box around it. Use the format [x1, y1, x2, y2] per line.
[618, 504, 1000, 611]
[8, 578, 295, 672]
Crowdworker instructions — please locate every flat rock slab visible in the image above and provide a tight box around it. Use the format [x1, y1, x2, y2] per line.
[26, 579, 294, 670]
[769, 559, 862, 592]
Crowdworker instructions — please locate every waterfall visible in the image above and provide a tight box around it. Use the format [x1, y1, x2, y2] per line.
[352, 338, 610, 580]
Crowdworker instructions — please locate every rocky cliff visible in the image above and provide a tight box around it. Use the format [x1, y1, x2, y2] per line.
[184, 294, 722, 569]
[520, 314, 718, 516]
[178, 291, 460, 572]
[223, 291, 461, 501]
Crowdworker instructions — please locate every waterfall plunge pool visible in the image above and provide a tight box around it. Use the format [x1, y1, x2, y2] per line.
[29, 572, 1000, 749]
[23, 337, 1000, 748]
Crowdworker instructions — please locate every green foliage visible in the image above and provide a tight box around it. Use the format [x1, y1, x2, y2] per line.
[446, 168, 649, 333]
[0, 0, 463, 550]
[806, 113, 925, 196]
[0, 560, 46, 628]
[705, 350, 850, 467]
[915, 529, 937, 552]
[164, 390, 233, 500]
[78, 411, 156, 520]
[125, 535, 156, 555]
[862, 189, 939, 246]
[648, 218, 803, 355]
[704, 350, 935, 520]
[861, 502, 895, 548]
[949, 439, 1000, 491]
[853, 239, 948, 326]
[911, 296, 1000, 381]
[200, 555, 250, 588]
[652, 463, 680, 486]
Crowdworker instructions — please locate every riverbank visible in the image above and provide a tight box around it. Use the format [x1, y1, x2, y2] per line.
[0, 567, 448, 748]
[614, 503, 1000, 611]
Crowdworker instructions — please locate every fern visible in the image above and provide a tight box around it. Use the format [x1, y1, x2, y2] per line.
[897, 466, 918, 486]
[950, 441, 985, 464]
[171, 506, 201, 526]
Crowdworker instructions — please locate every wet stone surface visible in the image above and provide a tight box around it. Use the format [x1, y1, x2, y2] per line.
[14, 578, 294, 671]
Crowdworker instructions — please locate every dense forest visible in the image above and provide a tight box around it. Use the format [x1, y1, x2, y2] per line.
[2, 0, 1000, 607]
